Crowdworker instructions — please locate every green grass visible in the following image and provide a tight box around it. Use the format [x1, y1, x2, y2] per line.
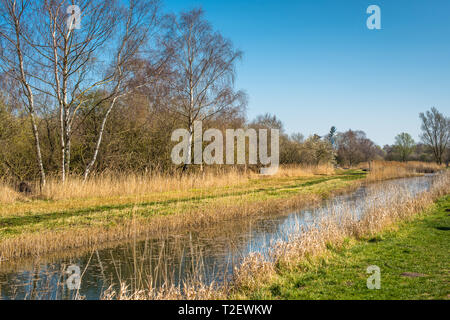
[0, 171, 366, 240]
[242, 195, 450, 300]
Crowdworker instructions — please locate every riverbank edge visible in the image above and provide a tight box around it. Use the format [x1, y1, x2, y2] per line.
[0, 173, 365, 260]
[100, 172, 449, 300]
[0, 171, 434, 263]
[228, 181, 450, 300]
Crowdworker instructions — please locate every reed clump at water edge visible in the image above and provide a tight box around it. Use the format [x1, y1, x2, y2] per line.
[365, 160, 444, 182]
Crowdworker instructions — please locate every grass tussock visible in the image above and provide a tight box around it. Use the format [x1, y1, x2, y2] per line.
[0, 181, 24, 204]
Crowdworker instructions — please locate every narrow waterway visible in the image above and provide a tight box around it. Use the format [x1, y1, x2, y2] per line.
[0, 174, 436, 300]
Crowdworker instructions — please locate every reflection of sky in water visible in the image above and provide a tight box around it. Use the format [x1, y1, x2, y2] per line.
[0, 175, 435, 300]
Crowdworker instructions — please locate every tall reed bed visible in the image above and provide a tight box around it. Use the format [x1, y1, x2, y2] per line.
[1, 164, 335, 203]
[366, 160, 443, 182]
[41, 169, 253, 201]
[275, 164, 335, 177]
[101, 237, 228, 300]
[0, 162, 442, 203]
[42, 164, 336, 201]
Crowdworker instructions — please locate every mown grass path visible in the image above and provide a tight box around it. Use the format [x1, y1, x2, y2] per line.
[248, 195, 450, 300]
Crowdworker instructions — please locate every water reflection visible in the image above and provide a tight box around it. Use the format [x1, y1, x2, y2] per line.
[0, 175, 435, 300]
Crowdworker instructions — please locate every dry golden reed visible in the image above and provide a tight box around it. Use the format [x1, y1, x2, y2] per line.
[102, 281, 227, 300]
[41, 169, 253, 201]
[366, 160, 443, 182]
[0, 191, 324, 260]
[1, 164, 335, 204]
[273, 164, 335, 177]
[0, 181, 25, 204]
[0, 162, 439, 204]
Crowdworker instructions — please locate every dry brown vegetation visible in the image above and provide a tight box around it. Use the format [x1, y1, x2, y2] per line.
[273, 164, 335, 177]
[0, 180, 24, 204]
[365, 160, 444, 182]
[0, 162, 441, 204]
[41, 169, 252, 201]
[102, 282, 227, 300]
[42, 164, 335, 201]
[0, 164, 336, 203]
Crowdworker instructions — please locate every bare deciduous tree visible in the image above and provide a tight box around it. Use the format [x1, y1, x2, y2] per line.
[0, 0, 47, 187]
[36, 0, 117, 181]
[1, 0, 163, 182]
[336, 130, 379, 166]
[165, 8, 246, 169]
[419, 107, 450, 164]
[83, 0, 162, 180]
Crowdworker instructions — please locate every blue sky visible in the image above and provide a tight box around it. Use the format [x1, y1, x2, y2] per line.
[163, 0, 450, 146]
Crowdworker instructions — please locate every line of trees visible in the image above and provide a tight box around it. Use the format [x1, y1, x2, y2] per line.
[385, 108, 450, 165]
[279, 107, 449, 168]
[0, 1, 248, 186]
[0, 1, 448, 187]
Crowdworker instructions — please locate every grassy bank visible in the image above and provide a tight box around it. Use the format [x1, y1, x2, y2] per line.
[0, 167, 364, 260]
[232, 194, 450, 300]
[0, 162, 443, 261]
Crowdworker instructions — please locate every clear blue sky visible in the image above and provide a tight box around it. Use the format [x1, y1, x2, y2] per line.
[163, 0, 450, 146]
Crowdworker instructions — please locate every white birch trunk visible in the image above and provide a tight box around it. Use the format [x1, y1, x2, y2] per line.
[83, 97, 118, 181]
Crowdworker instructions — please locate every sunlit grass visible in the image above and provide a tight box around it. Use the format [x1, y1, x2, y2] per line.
[0, 162, 443, 261]
[234, 194, 450, 300]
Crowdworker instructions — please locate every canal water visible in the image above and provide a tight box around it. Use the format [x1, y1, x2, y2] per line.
[0, 174, 436, 300]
